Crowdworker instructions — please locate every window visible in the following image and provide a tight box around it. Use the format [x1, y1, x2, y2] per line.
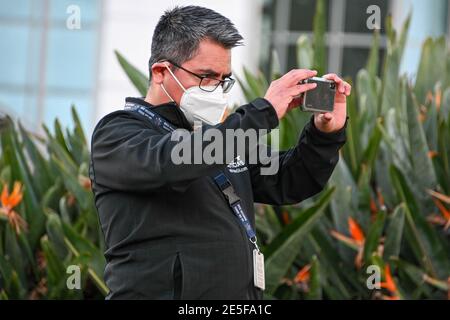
[0, 0, 101, 133]
[263, 0, 389, 79]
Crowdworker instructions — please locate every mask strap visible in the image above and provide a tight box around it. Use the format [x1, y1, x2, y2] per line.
[160, 83, 175, 102]
[164, 63, 187, 92]
[218, 106, 228, 123]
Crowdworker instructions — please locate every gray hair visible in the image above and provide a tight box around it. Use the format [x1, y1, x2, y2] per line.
[148, 6, 244, 80]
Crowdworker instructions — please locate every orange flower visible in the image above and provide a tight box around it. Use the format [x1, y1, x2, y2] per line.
[294, 264, 311, 284]
[0, 182, 28, 235]
[376, 189, 385, 210]
[348, 217, 365, 245]
[428, 151, 439, 159]
[370, 190, 387, 222]
[331, 217, 365, 247]
[282, 211, 291, 225]
[370, 190, 386, 221]
[428, 190, 450, 231]
[435, 88, 442, 111]
[419, 105, 427, 123]
[379, 265, 399, 300]
[331, 217, 365, 268]
[1, 182, 23, 210]
[369, 197, 378, 216]
[380, 265, 397, 293]
[78, 175, 92, 191]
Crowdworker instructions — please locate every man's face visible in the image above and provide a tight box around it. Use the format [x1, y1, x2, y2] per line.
[163, 39, 232, 105]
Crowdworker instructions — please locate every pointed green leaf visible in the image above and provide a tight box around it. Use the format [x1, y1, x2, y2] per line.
[363, 211, 386, 264]
[383, 204, 406, 260]
[264, 187, 335, 294]
[115, 50, 148, 96]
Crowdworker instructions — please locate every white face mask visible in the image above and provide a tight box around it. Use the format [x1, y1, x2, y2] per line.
[161, 64, 228, 126]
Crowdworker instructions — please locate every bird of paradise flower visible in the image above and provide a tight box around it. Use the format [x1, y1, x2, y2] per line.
[0, 181, 27, 234]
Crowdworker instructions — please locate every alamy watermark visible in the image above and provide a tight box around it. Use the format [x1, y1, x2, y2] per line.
[170, 122, 280, 176]
[66, 5, 81, 30]
[366, 264, 382, 290]
[366, 5, 381, 30]
[66, 265, 81, 290]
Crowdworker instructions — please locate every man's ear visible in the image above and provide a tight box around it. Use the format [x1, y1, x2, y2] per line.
[150, 62, 168, 85]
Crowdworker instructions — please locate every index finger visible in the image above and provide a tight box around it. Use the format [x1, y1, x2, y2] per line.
[283, 69, 318, 86]
[323, 73, 343, 84]
[323, 73, 347, 94]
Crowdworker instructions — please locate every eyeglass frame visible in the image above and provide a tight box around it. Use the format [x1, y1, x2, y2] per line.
[160, 59, 235, 93]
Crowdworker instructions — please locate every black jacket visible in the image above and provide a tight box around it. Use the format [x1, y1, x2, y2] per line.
[89, 97, 347, 300]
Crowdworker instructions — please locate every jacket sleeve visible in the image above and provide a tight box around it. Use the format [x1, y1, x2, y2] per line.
[90, 98, 279, 193]
[248, 115, 348, 205]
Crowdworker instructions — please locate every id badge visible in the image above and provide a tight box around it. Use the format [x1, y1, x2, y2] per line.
[253, 249, 265, 290]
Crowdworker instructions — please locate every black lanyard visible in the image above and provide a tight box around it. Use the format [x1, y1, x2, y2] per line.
[213, 172, 259, 250]
[125, 102, 177, 132]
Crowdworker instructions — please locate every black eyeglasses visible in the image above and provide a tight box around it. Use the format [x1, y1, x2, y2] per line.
[163, 60, 235, 93]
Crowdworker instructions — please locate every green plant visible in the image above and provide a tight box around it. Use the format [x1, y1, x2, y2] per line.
[243, 2, 450, 299]
[0, 108, 107, 299]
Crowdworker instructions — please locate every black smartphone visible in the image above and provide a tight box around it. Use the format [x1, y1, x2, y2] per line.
[299, 77, 336, 113]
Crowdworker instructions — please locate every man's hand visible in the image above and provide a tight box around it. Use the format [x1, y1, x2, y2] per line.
[313, 74, 352, 133]
[264, 69, 318, 120]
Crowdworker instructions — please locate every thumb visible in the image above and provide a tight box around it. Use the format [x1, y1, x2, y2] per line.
[322, 113, 333, 121]
[315, 112, 332, 123]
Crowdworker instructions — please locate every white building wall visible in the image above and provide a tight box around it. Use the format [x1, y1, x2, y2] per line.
[391, 0, 448, 76]
[95, 0, 263, 123]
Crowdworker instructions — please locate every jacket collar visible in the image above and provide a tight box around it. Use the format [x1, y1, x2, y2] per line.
[125, 97, 193, 131]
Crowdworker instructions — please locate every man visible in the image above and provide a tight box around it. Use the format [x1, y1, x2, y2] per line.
[89, 6, 351, 300]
